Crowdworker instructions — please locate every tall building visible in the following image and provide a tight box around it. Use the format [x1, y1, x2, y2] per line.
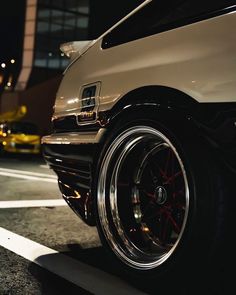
[16, 0, 90, 91]
[0, 0, 143, 134]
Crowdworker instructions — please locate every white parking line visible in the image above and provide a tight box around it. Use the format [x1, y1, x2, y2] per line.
[0, 199, 66, 208]
[0, 167, 57, 178]
[0, 171, 58, 183]
[40, 165, 49, 169]
[0, 228, 147, 295]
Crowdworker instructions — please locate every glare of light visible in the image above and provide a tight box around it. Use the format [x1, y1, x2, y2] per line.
[8, 75, 13, 83]
[7, 82, 11, 87]
[10, 59, 15, 64]
[48, 52, 52, 57]
[61, 52, 65, 56]
[129, 228, 137, 233]
[2, 141, 7, 146]
[68, 98, 79, 104]
[1, 63, 6, 68]
[2, 132, 7, 137]
[55, 158, 62, 162]
[142, 226, 150, 232]
[134, 213, 140, 219]
[74, 191, 81, 198]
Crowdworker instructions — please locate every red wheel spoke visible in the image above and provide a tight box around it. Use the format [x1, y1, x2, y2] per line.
[146, 149, 181, 183]
[167, 214, 181, 233]
[154, 163, 168, 180]
[147, 161, 167, 182]
[170, 188, 186, 208]
[172, 188, 185, 198]
[159, 208, 181, 234]
[142, 189, 155, 200]
[164, 171, 182, 185]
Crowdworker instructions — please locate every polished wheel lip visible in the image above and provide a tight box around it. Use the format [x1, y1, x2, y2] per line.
[97, 126, 189, 270]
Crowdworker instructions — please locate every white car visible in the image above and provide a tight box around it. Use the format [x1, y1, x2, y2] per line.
[42, 0, 236, 292]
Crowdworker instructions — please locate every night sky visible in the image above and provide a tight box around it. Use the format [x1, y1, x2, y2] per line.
[0, 0, 25, 65]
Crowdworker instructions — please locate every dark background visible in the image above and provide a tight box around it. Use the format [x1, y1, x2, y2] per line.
[0, 0, 26, 64]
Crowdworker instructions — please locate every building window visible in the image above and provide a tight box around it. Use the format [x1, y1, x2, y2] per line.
[34, 0, 89, 70]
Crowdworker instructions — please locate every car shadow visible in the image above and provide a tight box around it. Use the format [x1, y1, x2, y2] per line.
[28, 244, 144, 295]
[28, 243, 232, 295]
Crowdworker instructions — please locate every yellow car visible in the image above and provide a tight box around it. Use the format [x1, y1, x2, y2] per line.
[0, 121, 41, 154]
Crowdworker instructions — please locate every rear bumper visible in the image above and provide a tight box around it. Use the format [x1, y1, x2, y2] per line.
[42, 129, 106, 226]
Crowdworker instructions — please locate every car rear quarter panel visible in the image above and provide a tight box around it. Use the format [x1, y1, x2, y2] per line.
[54, 11, 236, 117]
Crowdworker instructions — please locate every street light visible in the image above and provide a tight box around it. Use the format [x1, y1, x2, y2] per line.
[1, 63, 6, 68]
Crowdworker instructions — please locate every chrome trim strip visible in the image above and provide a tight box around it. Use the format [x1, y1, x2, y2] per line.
[41, 128, 105, 145]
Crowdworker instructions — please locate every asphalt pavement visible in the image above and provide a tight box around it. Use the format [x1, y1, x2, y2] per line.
[0, 154, 147, 295]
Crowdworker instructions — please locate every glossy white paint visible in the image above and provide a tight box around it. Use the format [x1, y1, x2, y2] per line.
[54, 10, 236, 118]
[60, 40, 96, 60]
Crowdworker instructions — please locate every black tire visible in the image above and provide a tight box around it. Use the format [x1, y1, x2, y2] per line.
[95, 111, 229, 294]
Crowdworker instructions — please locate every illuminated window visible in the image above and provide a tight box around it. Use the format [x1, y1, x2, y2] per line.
[34, 0, 89, 69]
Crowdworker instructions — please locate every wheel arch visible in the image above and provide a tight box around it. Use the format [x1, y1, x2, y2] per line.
[106, 85, 196, 120]
[102, 85, 199, 137]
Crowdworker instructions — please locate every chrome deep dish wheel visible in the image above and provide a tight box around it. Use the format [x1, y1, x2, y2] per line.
[97, 126, 189, 270]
